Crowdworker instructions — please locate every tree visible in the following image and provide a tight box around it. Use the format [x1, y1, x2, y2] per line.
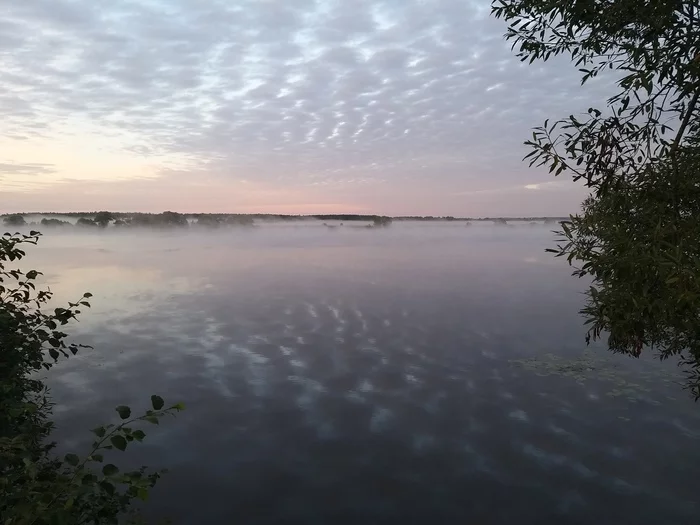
[196, 215, 223, 228]
[492, 1, 700, 397]
[0, 231, 184, 523]
[40, 218, 71, 228]
[225, 215, 254, 227]
[76, 217, 97, 228]
[127, 212, 188, 228]
[3, 214, 27, 227]
[94, 211, 115, 228]
[372, 216, 393, 227]
[159, 211, 188, 227]
[128, 214, 156, 227]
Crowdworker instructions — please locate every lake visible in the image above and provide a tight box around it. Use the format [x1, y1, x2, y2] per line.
[24, 222, 700, 524]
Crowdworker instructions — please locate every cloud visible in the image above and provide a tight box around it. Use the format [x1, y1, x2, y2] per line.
[0, 162, 55, 176]
[524, 181, 563, 191]
[0, 0, 617, 214]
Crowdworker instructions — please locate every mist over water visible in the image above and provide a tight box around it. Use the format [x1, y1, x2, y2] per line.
[26, 222, 700, 524]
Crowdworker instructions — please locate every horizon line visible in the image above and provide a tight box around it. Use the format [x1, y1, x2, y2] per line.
[2, 211, 571, 220]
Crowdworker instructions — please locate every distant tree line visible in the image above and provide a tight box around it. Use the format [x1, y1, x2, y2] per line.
[4, 212, 568, 225]
[2, 212, 569, 231]
[1, 211, 256, 229]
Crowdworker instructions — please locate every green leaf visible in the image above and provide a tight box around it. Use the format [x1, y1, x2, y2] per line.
[99, 481, 115, 496]
[64, 453, 80, 467]
[92, 426, 106, 438]
[90, 453, 104, 463]
[110, 435, 127, 451]
[132, 430, 146, 441]
[82, 473, 97, 485]
[102, 464, 119, 476]
[116, 405, 131, 420]
[151, 395, 164, 410]
[137, 488, 149, 502]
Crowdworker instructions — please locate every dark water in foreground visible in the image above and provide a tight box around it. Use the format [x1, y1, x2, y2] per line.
[28, 223, 699, 524]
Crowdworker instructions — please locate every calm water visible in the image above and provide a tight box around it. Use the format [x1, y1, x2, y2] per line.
[24, 222, 700, 524]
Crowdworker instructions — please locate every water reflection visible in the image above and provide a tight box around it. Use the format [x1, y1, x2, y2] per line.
[28, 223, 700, 524]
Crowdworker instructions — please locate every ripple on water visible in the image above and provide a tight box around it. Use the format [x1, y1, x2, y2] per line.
[404, 373, 422, 386]
[412, 434, 436, 452]
[370, 407, 393, 433]
[521, 443, 568, 467]
[327, 304, 343, 323]
[290, 376, 326, 411]
[468, 417, 487, 433]
[306, 303, 318, 318]
[232, 345, 270, 366]
[606, 446, 632, 460]
[358, 379, 374, 392]
[520, 443, 598, 481]
[547, 423, 575, 439]
[557, 490, 588, 513]
[509, 409, 529, 422]
[344, 390, 366, 404]
[463, 443, 500, 479]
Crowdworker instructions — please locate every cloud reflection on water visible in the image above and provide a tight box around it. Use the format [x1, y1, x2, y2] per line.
[24, 223, 700, 525]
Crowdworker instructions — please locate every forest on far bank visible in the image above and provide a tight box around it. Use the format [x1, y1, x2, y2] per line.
[1, 211, 567, 230]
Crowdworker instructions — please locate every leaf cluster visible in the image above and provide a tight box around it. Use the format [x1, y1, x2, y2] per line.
[492, 0, 700, 397]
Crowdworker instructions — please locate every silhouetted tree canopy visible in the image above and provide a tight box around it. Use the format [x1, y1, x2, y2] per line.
[493, 0, 700, 397]
[93, 211, 115, 228]
[40, 218, 71, 227]
[3, 214, 26, 227]
[75, 217, 97, 227]
[372, 216, 393, 227]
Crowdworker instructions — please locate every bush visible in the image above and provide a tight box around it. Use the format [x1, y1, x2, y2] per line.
[127, 212, 188, 228]
[224, 215, 254, 227]
[40, 218, 72, 228]
[94, 212, 115, 228]
[371, 216, 392, 227]
[76, 217, 98, 228]
[3, 214, 27, 227]
[0, 231, 183, 524]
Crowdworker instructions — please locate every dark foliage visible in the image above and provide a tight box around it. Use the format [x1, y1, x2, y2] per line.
[3, 214, 26, 227]
[493, 0, 700, 397]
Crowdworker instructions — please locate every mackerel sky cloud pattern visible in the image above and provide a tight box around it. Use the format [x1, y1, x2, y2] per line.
[0, 0, 615, 215]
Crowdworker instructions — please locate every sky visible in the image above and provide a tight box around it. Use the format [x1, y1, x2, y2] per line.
[0, 0, 616, 216]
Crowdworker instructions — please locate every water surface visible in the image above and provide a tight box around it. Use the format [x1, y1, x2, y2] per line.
[26, 222, 699, 524]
